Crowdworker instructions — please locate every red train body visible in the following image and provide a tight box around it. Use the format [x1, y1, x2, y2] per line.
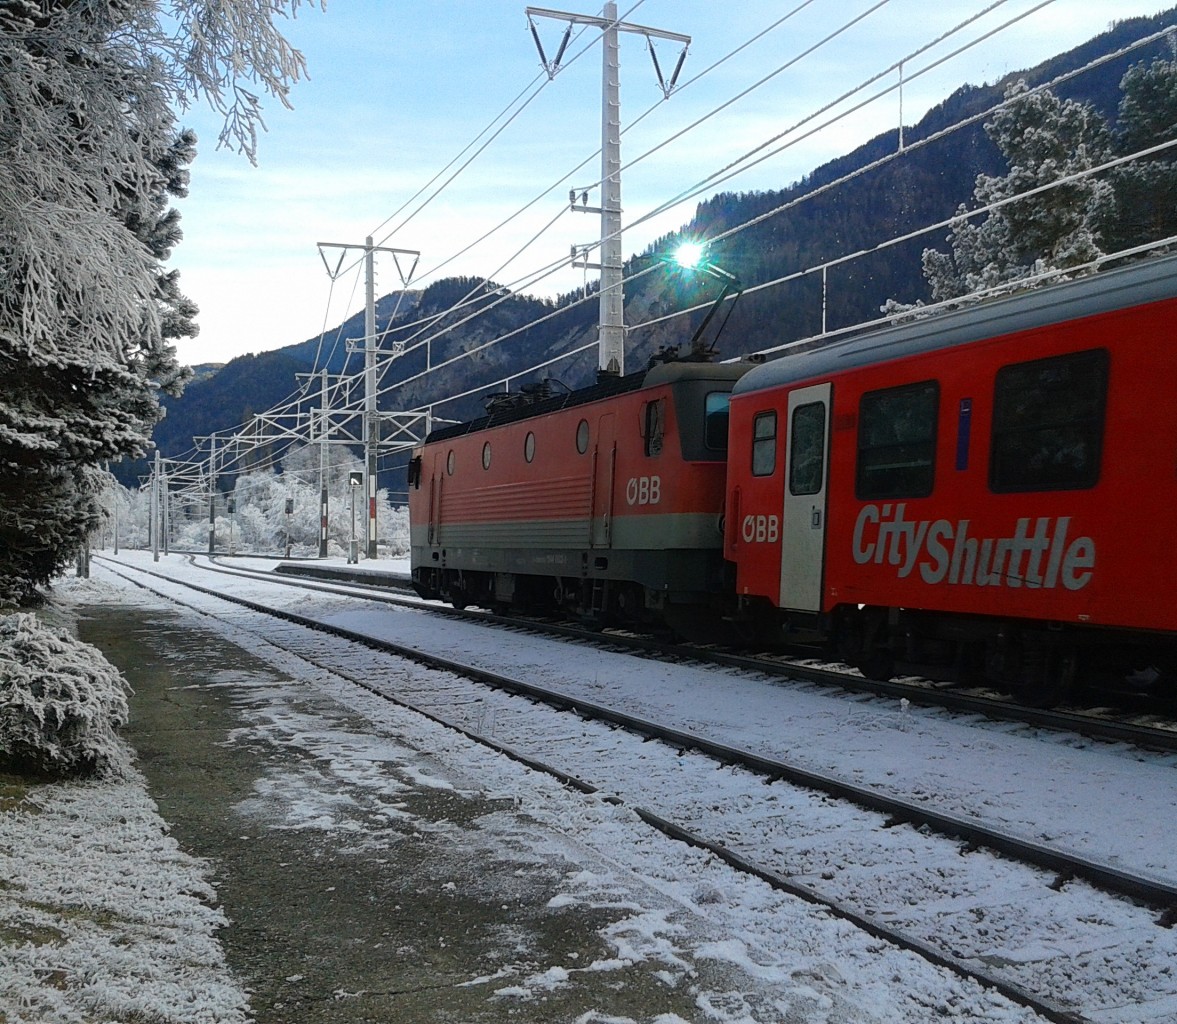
[409, 361, 750, 630]
[410, 255, 1177, 696]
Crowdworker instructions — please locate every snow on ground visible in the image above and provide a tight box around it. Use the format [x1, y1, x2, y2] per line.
[214, 553, 1177, 886]
[0, 752, 250, 1024]
[151, 589, 1048, 1024]
[6, 552, 1175, 1023]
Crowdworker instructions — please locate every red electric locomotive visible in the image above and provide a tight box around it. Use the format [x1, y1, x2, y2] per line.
[408, 359, 752, 632]
[725, 253, 1177, 696]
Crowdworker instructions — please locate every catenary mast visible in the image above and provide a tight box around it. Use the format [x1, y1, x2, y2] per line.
[527, 3, 689, 376]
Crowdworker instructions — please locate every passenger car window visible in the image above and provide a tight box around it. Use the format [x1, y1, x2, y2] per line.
[704, 392, 730, 451]
[856, 381, 939, 499]
[752, 411, 777, 476]
[990, 348, 1108, 492]
[789, 402, 826, 496]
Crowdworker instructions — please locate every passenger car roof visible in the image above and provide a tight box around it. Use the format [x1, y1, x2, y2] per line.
[732, 253, 1177, 397]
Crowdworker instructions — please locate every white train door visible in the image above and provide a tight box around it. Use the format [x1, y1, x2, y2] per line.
[780, 383, 831, 611]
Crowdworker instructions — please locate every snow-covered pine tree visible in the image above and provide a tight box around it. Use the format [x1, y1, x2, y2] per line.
[0, 1, 318, 606]
[921, 80, 1114, 303]
[1105, 54, 1177, 254]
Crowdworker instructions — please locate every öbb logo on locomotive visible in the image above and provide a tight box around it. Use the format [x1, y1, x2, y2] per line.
[625, 475, 661, 506]
[851, 503, 1095, 591]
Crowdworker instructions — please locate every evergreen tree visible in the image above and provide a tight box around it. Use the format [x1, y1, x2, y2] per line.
[921, 80, 1113, 303]
[1104, 54, 1177, 254]
[0, 1, 317, 605]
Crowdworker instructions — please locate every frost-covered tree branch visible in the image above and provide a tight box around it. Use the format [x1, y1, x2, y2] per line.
[0, 0, 320, 605]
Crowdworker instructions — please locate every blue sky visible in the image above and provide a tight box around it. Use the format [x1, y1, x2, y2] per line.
[170, 0, 1177, 364]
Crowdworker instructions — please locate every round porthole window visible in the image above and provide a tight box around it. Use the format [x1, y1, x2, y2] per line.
[482, 440, 492, 470]
[524, 431, 536, 463]
[446, 450, 455, 475]
[576, 419, 590, 454]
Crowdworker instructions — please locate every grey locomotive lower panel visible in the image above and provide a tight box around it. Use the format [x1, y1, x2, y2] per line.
[412, 513, 727, 595]
[416, 512, 724, 551]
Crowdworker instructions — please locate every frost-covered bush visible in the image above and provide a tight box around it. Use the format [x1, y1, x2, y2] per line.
[0, 614, 131, 778]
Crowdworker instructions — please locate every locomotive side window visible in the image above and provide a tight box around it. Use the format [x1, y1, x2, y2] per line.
[856, 381, 939, 499]
[643, 399, 665, 457]
[482, 441, 492, 470]
[524, 431, 536, 463]
[990, 348, 1108, 493]
[446, 450, 455, 476]
[752, 411, 777, 476]
[789, 402, 826, 496]
[576, 418, 590, 454]
[704, 392, 730, 451]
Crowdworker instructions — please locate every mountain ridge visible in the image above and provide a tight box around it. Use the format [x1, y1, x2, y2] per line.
[134, 8, 1177, 491]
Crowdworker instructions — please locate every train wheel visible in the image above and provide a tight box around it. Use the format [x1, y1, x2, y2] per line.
[835, 606, 894, 680]
[1018, 644, 1079, 708]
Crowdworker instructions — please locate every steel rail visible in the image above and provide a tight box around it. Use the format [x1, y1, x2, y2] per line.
[207, 556, 1177, 755]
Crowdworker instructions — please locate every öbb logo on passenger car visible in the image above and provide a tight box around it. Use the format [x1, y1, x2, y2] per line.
[852, 503, 1095, 590]
[626, 475, 661, 506]
[741, 514, 779, 543]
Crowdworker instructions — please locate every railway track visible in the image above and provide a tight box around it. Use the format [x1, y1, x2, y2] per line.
[92, 553, 1177, 1024]
[201, 553, 1177, 755]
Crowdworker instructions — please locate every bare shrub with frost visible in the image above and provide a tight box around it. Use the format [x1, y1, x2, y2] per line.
[0, 613, 131, 778]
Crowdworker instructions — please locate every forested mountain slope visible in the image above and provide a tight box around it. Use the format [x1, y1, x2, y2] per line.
[141, 9, 1176, 488]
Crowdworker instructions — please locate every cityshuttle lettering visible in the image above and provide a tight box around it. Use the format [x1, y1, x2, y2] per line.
[851, 503, 1095, 591]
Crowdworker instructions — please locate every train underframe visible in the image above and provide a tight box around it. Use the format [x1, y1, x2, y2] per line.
[827, 602, 1177, 705]
[414, 558, 1176, 705]
[411, 543, 735, 637]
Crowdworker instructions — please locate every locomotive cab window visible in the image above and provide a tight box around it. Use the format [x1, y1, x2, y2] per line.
[856, 381, 939, 499]
[751, 411, 777, 476]
[990, 348, 1108, 493]
[704, 392, 731, 452]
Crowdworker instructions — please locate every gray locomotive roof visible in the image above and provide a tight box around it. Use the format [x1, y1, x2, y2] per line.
[426, 356, 755, 445]
[732, 253, 1177, 396]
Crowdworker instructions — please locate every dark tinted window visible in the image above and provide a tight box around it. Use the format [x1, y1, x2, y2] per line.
[752, 411, 777, 476]
[789, 402, 826, 496]
[704, 392, 730, 451]
[990, 349, 1108, 492]
[856, 381, 939, 499]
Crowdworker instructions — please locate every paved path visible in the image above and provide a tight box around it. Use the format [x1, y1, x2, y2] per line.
[77, 603, 701, 1024]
